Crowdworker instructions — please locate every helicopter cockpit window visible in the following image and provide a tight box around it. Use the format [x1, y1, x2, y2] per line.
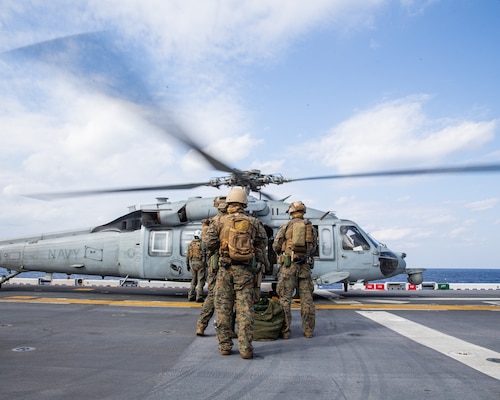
[340, 225, 370, 251]
[149, 230, 173, 256]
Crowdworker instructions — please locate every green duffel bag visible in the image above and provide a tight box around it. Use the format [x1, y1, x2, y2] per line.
[254, 298, 284, 341]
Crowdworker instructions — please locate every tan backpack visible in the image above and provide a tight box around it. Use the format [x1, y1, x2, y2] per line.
[286, 219, 314, 254]
[189, 240, 203, 260]
[220, 214, 255, 262]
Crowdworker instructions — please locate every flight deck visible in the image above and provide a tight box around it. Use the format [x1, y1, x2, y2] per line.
[1, 283, 499, 400]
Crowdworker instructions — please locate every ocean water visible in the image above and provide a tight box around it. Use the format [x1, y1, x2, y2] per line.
[2, 267, 500, 284]
[313, 268, 500, 290]
[378, 268, 500, 284]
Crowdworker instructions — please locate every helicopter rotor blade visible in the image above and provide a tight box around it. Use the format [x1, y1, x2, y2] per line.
[148, 111, 238, 175]
[150, 117, 240, 175]
[286, 163, 500, 183]
[4, 31, 239, 176]
[27, 182, 212, 201]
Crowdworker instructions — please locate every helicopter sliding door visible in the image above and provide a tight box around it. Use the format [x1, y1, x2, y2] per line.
[118, 229, 144, 278]
[141, 228, 176, 280]
[141, 226, 201, 281]
[310, 224, 343, 282]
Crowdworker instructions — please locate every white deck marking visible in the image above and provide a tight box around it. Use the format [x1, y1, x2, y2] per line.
[357, 311, 500, 381]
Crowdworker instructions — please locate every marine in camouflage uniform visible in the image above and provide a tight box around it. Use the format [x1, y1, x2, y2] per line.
[205, 188, 268, 359]
[196, 198, 227, 336]
[186, 231, 207, 302]
[273, 201, 318, 339]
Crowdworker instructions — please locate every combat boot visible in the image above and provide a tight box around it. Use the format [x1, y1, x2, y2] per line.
[240, 352, 253, 359]
[196, 327, 205, 336]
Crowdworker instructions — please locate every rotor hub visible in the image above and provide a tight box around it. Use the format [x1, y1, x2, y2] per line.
[208, 171, 287, 192]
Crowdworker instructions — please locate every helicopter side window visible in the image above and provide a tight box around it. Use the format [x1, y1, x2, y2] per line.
[319, 226, 332, 257]
[340, 225, 370, 251]
[316, 225, 334, 260]
[149, 230, 173, 256]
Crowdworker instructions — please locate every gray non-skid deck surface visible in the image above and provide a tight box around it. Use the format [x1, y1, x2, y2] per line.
[1, 288, 499, 399]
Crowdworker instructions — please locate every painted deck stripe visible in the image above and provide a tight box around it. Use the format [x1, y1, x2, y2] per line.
[1, 296, 500, 311]
[357, 310, 500, 381]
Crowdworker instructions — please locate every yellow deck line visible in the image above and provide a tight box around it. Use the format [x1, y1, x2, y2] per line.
[0, 296, 498, 311]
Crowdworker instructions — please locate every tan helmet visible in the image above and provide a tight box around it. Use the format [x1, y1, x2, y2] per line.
[226, 187, 248, 205]
[214, 196, 227, 210]
[287, 201, 306, 214]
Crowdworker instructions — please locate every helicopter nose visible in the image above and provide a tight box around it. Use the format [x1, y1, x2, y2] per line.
[379, 251, 406, 277]
[398, 253, 407, 269]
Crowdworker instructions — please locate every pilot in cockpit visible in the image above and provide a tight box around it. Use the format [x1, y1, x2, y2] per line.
[340, 226, 355, 250]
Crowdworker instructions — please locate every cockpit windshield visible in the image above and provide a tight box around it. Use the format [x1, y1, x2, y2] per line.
[340, 225, 371, 251]
[365, 232, 380, 248]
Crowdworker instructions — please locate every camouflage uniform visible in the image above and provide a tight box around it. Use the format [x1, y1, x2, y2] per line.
[197, 215, 222, 334]
[273, 205, 318, 339]
[186, 237, 206, 302]
[196, 258, 217, 332]
[206, 202, 267, 358]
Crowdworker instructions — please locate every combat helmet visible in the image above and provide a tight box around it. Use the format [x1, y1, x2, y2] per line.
[226, 187, 248, 205]
[213, 196, 227, 210]
[287, 201, 306, 214]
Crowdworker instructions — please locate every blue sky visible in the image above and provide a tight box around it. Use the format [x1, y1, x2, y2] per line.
[1, 0, 499, 269]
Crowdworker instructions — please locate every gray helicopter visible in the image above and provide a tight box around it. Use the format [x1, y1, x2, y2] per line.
[0, 171, 416, 292]
[4, 160, 500, 291]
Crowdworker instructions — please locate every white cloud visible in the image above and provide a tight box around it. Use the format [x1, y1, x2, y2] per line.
[464, 198, 498, 212]
[206, 133, 262, 165]
[303, 96, 497, 173]
[88, 0, 386, 64]
[449, 226, 469, 239]
[249, 159, 286, 175]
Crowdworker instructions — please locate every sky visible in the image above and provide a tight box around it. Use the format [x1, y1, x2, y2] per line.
[1, 0, 499, 269]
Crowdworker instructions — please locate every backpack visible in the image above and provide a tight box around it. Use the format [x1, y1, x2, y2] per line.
[221, 214, 255, 262]
[287, 219, 314, 253]
[189, 240, 202, 260]
[254, 298, 284, 341]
